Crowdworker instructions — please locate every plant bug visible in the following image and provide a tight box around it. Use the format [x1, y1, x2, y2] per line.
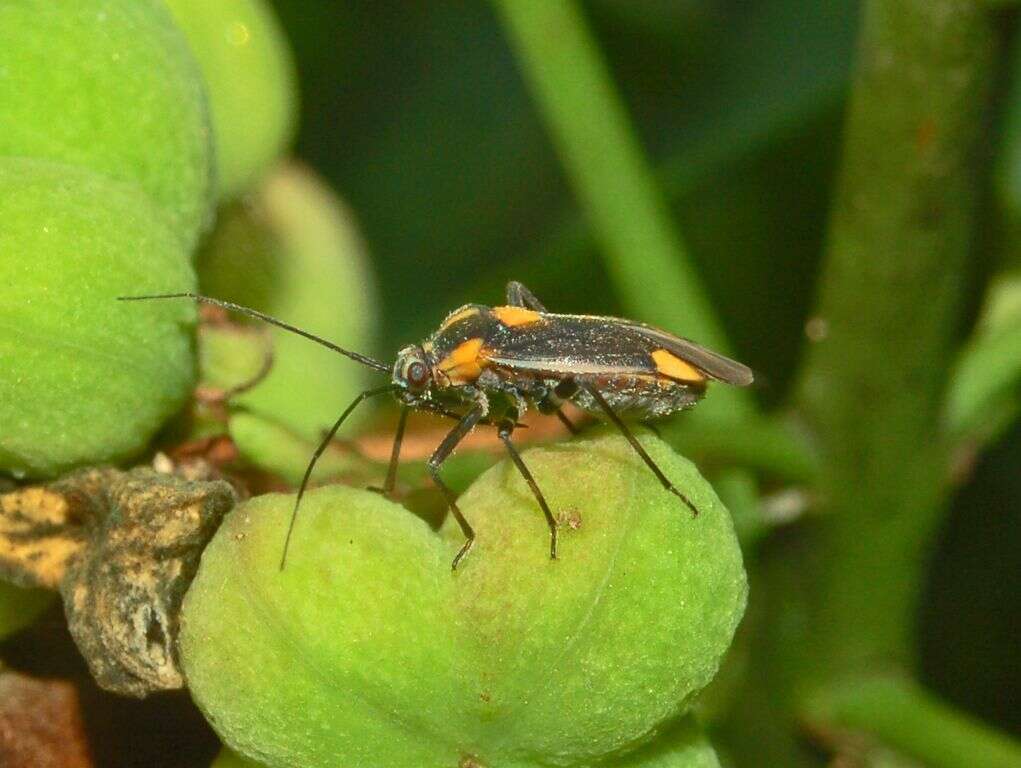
[120, 281, 753, 570]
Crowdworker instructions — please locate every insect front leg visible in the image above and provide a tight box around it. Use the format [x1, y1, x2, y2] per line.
[578, 380, 700, 517]
[428, 396, 488, 570]
[280, 384, 395, 570]
[497, 407, 559, 561]
[505, 280, 548, 312]
[367, 405, 409, 497]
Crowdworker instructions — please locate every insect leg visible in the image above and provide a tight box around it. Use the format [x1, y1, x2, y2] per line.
[497, 418, 559, 560]
[280, 384, 395, 570]
[554, 408, 579, 435]
[505, 280, 548, 312]
[580, 382, 699, 516]
[537, 381, 579, 434]
[195, 331, 274, 405]
[428, 402, 487, 570]
[368, 405, 409, 497]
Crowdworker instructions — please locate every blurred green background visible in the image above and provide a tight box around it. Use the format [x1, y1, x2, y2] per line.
[277, 0, 1017, 747]
[2, 0, 1018, 766]
[268, 0, 1018, 757]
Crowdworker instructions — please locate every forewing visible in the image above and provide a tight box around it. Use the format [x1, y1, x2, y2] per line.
[484, 315, 653, 376]
[486, 314, 753, 386]
[626, 322, 754, 385]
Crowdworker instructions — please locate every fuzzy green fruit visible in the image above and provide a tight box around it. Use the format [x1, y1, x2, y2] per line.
[0, 0, 213, 248]
[163, 0, 297, 200]
[181, 432, 745, 768]
[207, 716, 721, 768]
[198, 163, 377, 441]
[211, 748, 265, 768]
[0, 158, 196, 478]
[602, 717, 720, 768]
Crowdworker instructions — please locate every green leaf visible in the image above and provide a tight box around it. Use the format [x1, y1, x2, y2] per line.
[181, 432, 746, 768]
[946, 272, 1021, 440]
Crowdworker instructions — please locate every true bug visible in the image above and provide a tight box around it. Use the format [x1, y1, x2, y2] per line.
[120, 281, 753, 570]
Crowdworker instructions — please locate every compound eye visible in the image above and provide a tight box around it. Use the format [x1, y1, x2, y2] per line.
[407, 361, 429, 389]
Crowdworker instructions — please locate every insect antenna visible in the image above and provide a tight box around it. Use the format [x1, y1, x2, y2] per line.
[280, 384, 396, 570]
[117, 292, 391, 373]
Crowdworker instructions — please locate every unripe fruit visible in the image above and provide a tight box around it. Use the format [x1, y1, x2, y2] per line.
[181, 432, 746, 768]
[0, 0, 214, 248]
[0, 158, 196, 478]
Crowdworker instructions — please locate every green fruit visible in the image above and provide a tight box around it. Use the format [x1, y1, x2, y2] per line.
[198, 163, 378, 441]
[0, 157, 196, 478]
[207, 718, 721, 768]
[601, 717, 720, 768]
[0, 0, 213, 248]
[211, 749, 266, 768]
[164, 0, 297, 200]
[181, 432, 746, 768]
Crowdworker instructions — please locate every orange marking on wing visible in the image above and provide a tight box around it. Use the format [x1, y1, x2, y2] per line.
[651, 349, 705, 383]
[492, 306, 542, 327]
[436, 337, 487, 384]
[439, 305, 481, 331]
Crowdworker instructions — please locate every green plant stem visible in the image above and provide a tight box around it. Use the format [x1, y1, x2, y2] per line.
[491, 0, 751, 422]
[670, 415, 819, 483]
[806, 675, 1021, 768]
[794, 0, 997, 674]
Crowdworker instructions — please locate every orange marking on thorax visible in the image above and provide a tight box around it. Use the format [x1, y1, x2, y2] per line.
[492, 305, 542, 327]
[651, 349, 705, 383]
[436, 337, 487, 385]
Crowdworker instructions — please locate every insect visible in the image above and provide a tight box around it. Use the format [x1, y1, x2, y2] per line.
[120, 281, 753, 570]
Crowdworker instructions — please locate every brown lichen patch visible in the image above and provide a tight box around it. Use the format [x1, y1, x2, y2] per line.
[458, 754, 486, 768]
[0, 468, 236, 697]
[0, 473, 108, 589]
[0, 671, 93, 768]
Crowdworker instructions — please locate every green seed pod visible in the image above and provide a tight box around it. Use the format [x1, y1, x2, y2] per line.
[600, 716, 721, 768]
[0, 157, 196, 478]
[0, 0, 213, 249]
[207, 715, 721, 768]
[210, 748, 265, 768]
[181, 432, 746, 768]
[163, 0, 298, 201]
[198, 163, 378, 442]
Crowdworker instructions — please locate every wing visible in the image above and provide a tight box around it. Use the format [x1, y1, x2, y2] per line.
[483, 313, 754, 386]
[621, 321, 755, 386]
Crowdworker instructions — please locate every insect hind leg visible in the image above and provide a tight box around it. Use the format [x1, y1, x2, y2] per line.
[579, 381, 699, 516]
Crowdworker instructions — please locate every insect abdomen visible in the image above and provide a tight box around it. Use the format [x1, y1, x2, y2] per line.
[570, 375, 703, 419]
